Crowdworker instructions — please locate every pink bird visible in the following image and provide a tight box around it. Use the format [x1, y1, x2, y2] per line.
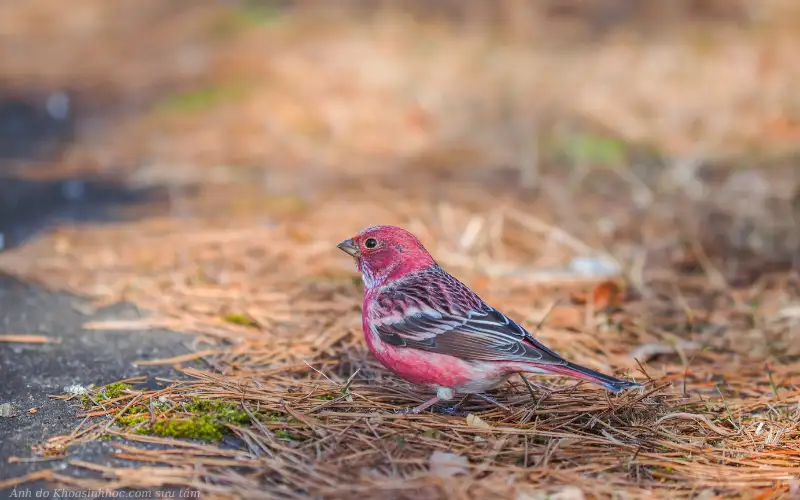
[338, 225, 642, 414]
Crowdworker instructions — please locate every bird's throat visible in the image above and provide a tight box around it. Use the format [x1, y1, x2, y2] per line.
[359, 263, 394, 289]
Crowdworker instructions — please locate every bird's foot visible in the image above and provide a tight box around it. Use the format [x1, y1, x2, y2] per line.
[434, 394, 472, 416]
[434, 404, 467, 416]
[394, 407, 423, 415]
[395, 406, 460, 415]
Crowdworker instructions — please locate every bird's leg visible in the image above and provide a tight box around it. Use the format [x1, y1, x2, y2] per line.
[437, 394, 472, 416]
[475, 393, 512, 411]
[396, 387, 455, 415]
[395, 396, 440, 414]
[411, 396, 442, 414]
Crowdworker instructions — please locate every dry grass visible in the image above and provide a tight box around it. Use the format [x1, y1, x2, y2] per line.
[1, 1, 800, 499]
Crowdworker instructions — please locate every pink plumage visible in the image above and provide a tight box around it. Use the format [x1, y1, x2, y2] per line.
[338, 225, 641, 414]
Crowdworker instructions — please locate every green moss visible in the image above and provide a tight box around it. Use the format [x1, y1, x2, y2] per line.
[149, 416, 226, 441]
[159, 84, 251, 114]
[211, 0, 284, 39]
[559, 132, 627, 167]
[258, 412, 285, 422]
[183, 398, 251, 425]
[239, 0, 283, 24]
[315, 394, 336, 401]
[100, 382, 132, 400]
[118, 398, 257, 442]
[117, 414, 149, 426]
[80, 394, 93, 409]
[80, 382, 132, 408]
[274, 430, 300, 441]
[222, 313, 259, 328]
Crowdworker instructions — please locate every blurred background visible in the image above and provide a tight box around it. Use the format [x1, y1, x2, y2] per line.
[0, 0, 798, 291]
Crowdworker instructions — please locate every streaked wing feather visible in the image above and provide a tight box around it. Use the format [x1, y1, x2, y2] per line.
[373, 269, 567, 364]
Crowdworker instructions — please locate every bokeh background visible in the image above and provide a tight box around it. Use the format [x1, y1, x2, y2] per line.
[1, 1, 799, 255]
[1, 1, 800, 498]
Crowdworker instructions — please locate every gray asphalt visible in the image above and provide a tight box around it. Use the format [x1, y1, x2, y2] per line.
[0, 272, 192, 495]
[0, 90, 203, 497]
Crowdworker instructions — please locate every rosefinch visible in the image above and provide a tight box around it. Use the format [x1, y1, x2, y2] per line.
[338, 225, 641, 414]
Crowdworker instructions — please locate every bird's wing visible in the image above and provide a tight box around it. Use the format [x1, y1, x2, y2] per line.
[370, 269, 568, 365]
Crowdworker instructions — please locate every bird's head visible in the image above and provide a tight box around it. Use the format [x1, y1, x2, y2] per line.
[337, 225, 436, 288]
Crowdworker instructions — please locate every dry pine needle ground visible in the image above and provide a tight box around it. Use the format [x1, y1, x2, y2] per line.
[1, 194, 799, 500]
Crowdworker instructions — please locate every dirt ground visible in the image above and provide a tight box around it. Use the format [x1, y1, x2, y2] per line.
[0, 2, 799, 499]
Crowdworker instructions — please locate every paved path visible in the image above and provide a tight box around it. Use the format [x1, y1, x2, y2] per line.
[0, 272, 190, 494]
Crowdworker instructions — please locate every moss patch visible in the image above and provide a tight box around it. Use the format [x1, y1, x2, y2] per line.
[258, 412, 285, 423]
[120, 398, 254, 442]
[211, 0, 285, 39]
[556, 132, 628, 167]
[98, 395, 306, 443]
[79, 394, 93, 409]
[183, 398, 251, 425]
[100, 382, 132, 400]
[117, 414, 149, 426]
[80, 382, 132, 409]
[274, 430, 301, 441]
[158, 84, 251, 114]
[222, 313, 259, 328]
[149, 416, 226, 441]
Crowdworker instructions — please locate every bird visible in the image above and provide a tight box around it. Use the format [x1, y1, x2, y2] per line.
[337, 225, 642, 414]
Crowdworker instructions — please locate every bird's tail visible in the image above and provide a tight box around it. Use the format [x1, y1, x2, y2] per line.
[540, 362, 642, 393]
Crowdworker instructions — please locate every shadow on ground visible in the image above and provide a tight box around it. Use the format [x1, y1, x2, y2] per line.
[0, 92, 178, 252]
[0, 174, 175, 252]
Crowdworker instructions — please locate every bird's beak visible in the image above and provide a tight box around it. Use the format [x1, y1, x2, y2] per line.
[337, 238, 360, 258]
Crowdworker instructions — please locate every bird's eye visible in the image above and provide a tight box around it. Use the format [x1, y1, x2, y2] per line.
[364, 238, 378, 249]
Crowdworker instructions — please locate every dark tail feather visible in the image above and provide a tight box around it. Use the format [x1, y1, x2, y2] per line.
[545, 362, 642, 393]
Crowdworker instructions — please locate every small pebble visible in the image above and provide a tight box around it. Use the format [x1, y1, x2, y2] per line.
[0, 403, 17, 417]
